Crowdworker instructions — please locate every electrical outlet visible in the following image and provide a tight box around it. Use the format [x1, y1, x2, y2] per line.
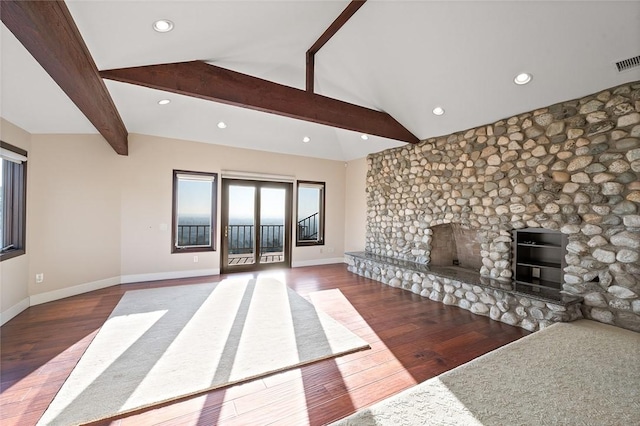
[193, 255, 199, 263]
[36, 273, 44, 283]
[327, 247, 335, 253]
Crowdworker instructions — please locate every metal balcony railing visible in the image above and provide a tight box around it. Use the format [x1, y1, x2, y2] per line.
[298, 212, 319, 241]
[179, 213, 319, 253]
[227, 224, 284, 254]
[177, 224, 211, 247]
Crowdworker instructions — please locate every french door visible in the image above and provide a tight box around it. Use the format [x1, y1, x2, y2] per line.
[221, 179, 292, 273]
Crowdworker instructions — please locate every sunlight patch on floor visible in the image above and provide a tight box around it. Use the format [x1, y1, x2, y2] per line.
[309, 288, 418, 407]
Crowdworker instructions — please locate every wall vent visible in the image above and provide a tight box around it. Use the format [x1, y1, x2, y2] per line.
[615, 55, 640, 72]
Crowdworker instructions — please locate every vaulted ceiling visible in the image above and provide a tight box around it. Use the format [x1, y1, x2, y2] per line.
[2, 1, 640, 161]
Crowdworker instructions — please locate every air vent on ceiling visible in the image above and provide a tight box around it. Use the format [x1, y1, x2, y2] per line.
[615, 55, 640, 72]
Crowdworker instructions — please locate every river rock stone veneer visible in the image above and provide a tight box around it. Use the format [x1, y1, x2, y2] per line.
[356, 81, 640, 332]
[345, 251, 583, 332]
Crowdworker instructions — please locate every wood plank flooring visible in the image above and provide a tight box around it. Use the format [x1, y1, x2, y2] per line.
[0, 264, 530, 425]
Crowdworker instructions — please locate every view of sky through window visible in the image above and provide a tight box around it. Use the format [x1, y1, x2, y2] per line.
[229, 185, 290, 222]
[177, 179, 212, 225]
[229, 185, 255, 223]
[298, 186, 320, 221]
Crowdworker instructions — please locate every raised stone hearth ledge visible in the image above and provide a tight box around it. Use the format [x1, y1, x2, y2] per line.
[346, 252, 582, 332]
[364, 81, 640, 332]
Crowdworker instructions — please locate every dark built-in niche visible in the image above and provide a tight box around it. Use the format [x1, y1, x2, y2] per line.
[512, 228, 567, 301]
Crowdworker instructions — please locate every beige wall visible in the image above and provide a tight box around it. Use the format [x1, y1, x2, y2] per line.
[120, 134, 346, 277]
[344, 157, 367, 252]
[0, 119, 31, 320]
[28, 134, 122, 297]
[1, 124, 349, 318]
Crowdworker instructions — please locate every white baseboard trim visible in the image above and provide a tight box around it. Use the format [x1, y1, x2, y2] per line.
[0, 297, 30, 326]
[292, 257, 345, 268]
[28, 269, 221, 307]
[11, 262, 348, 316]
[30, 276, 121, 307]
[121, 268, 220, 284]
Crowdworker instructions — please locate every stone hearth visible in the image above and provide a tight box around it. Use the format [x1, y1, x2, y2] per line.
[353, 81, 640, 332]
[346, 251, 582, 332]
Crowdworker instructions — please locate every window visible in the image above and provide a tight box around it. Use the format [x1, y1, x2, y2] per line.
[172, 170, 217, 253]
[1, 142, 27, 262]
[296, 180, 325, 246]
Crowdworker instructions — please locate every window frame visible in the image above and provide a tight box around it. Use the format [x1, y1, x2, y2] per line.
[171, 170, 218, 254]
[295, 180, 325, 247]
[0, 141, 27, 262]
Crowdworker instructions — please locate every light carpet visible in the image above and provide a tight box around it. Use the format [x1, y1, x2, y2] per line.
[38, 277, 369, 426]
[333, 319, 640, 426]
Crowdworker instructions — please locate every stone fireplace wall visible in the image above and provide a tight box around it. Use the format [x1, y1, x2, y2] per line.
[365, 81, 640, 331]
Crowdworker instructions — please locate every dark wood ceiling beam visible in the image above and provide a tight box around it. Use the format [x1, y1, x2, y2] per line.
[0, 1, 128, 155]
[101, 61, 419, 144]
[306, 0, 367, 93]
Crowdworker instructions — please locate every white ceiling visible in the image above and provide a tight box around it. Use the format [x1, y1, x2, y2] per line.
[2, 0, 640, 161]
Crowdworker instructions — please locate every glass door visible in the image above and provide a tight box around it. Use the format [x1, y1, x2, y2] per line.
[259, 187, 287, 264]
[221, 179, 292, 273]
[225, 183, 256, 268]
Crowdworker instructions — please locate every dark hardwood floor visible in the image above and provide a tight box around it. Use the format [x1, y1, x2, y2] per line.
[0, 264, 530, 425]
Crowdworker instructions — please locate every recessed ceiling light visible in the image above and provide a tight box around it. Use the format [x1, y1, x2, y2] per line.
[514, 72, 532, 85]
[153, 19, 174, 33]
[217, 121, 227, 129]
[432, 106, 445, 116]
[158, 99, 171, 105]
[302, 136, 311, 143]
[361, 134, 369, 140]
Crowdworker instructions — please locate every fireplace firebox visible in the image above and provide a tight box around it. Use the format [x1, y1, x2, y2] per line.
[430, 223, 482, 271]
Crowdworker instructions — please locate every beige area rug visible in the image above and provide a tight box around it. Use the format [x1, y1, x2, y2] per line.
[333, 320, 640, 426]
[38, 277, 369, 426]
